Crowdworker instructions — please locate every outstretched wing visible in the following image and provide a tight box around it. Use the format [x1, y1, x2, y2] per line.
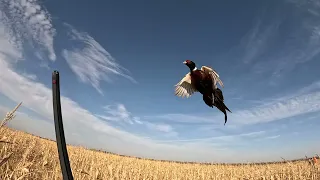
[201, 66, 224, 88]
[174, 73, 198, 98]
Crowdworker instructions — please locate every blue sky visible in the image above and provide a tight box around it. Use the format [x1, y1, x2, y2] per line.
[0, 0, 320, 163]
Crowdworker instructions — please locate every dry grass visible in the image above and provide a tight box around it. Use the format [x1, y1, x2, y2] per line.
[0, 127, 319, 180]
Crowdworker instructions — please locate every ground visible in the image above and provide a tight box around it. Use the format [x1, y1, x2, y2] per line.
[0, 127, 319, 180]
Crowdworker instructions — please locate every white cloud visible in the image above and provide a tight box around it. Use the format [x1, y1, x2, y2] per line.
[0, 24, 22, 62]
[96, 104, 178, 136]
[240, 19, 280, 64]
[154, 131, 266, 143]
[21, 72, 37, 81]
[287, 0, 320, 17]
[144, 121, 178, 138]
[0, 0, 56, 61]
[149, 86, 320, 126]
[0, 105, 55, 140]
[61, 23, 136, 95]
[265, 135, 280, 140]
[148, 123, 173, 133]
[143, 113, 215, 124]
[97, 104, 134, 124]
[231, 1, 320, 77]
[229, 91, 320, 125]
[261, 80, 320, 106]
[133, 117, 143, 124]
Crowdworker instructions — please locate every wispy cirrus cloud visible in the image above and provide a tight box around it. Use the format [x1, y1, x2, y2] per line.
[226, 0, 320, 79]
[96, 104, 178, 136]
[146, 123, 174, 133]
[144, 121, 178, 138]
[229, 91, 320, 125]
[149, 83, 320, 126]
[154, 131, 266, 143]
[287, 0, 320, 17]
[264, 135, 280, 140]
[21, 72, 37, 81]
[0, 0, 56, 61]
[265, 80, 320, 103]
[239, 19, 280, 65]
[62, 23, 137, 95]
[97, 104, 135, 124]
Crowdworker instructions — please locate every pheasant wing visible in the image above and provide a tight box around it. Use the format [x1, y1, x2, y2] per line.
[174, 73, 198, 98]
[201, 66, 224, 88]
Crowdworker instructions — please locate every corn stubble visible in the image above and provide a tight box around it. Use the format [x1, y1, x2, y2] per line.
[0, 127, 319, 180]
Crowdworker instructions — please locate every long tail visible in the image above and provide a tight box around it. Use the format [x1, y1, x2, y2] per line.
[213, 88, 231, 125]
[215, 101, 231, 125]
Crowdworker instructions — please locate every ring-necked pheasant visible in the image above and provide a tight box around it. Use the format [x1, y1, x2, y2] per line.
[174, 60, 231, 125]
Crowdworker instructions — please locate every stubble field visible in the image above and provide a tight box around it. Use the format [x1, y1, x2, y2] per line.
[0, 127, 319, 180]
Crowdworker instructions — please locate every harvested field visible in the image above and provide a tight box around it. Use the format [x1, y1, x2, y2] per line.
[1, 127, 319, 180]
